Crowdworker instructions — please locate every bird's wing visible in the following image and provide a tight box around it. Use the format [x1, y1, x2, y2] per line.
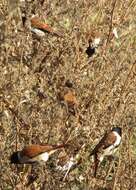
[22, 145, 54, 158]
[22, 144, 66, 158]
[103, 132, 117, 149]
[90, 131, 116, 155]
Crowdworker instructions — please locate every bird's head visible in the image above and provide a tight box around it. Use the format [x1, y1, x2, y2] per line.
[10, 152, 20, 164]
[112, 127, 122, 136]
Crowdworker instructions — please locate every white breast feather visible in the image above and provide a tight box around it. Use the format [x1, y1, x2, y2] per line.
[38, 152, 49, 161]
[113, 131, 121, 146]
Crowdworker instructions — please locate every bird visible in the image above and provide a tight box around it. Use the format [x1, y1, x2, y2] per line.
[10, 144, 67, 164]
[90, 127, 122, 177]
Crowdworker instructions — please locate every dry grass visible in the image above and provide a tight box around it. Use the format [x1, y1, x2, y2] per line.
[0, 0, 136, 189]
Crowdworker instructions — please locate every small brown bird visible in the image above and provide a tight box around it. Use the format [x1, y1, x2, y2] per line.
[10, 144, 67, 164]
[90, 127, 122, 177]
[30, 16, 63, 37]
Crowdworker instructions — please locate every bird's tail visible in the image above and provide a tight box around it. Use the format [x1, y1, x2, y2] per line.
[55, 144, 66, 149]
[52, 143, 69, 150]
[49, 143, 68, 155]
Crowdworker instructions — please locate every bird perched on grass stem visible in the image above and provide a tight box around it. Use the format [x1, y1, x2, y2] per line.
[10, 144, 67, 164]
[90, 127, 122, 177]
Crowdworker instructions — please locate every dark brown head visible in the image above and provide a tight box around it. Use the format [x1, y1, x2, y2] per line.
[10, 152, 20, 164]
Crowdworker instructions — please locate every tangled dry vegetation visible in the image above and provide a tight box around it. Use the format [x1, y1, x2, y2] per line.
[0, 0, 136, 189]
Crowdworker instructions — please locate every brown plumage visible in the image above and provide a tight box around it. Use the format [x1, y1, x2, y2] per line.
[10, 144, 67, 164]
[90, 127, 122, 177]
[90, 132, 117, 157]
[31, 17, 54, 33]
[31, 17, 63, 37]
[21, 144, 65, 158]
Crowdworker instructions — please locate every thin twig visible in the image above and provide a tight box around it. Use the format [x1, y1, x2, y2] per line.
[1, 98, 29, 128]
[106, 0, 117, 47]
[112, 155, 121, 190]
[112, 60, 136, 123]
[119, 0, 135, 23]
